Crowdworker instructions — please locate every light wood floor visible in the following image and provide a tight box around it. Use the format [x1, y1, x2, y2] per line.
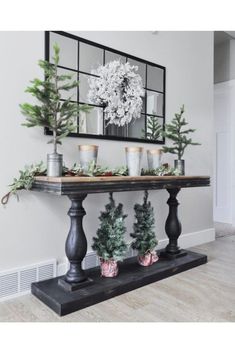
[215, 221, 235, 238]
[1, 235, 235, 322]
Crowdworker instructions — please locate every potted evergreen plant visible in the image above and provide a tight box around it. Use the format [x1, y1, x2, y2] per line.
[20, 43, 90, 177]
[131, 190, 158, 266]
[162, 105, 200, 175]
[92, 193, 128, 277]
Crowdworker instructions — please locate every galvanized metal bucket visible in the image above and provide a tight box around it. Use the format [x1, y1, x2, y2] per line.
[78, 145, 98, 173]
[125, 147, 143, 176]
[47, 153, 63, 177]
[174, 159, 185, 175]
[147, 148, 162, 169]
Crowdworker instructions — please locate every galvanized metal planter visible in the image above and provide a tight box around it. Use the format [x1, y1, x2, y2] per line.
[147, 148, 162, 169]
[47, 153, 63, 177]
[125, 147, 143, 176]
[78, 145, 98, 173]
[174, 159, 185, 175]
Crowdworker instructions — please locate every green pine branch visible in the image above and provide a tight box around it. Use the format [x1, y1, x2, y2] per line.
[142, 115, 163, 140]
[20, 43, 91, 154]
[162, 105, 200, 160]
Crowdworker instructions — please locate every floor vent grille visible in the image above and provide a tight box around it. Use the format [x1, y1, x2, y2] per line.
[20, 268, 37, 292]
[0, 272, 18, 299]
[0, 259, 56, 302]
[38, 263, 54, 281]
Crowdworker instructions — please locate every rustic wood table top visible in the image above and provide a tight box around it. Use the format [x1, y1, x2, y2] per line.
[32, 175, 210, 195]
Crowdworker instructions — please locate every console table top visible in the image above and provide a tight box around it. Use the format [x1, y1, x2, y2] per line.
[35, 175, 209, 183]
[32, 175, 210, 195]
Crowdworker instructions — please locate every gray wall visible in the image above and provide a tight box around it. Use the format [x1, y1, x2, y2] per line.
[214, 39, 235, 83]
[0, 31, 214, 271]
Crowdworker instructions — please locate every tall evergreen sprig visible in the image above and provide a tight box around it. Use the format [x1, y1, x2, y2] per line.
[162, 105, 200, 160]
[20, 43, 90, 154]
[92, 193, 128, 261]
[146, 116, 162, 141]
[131, 191, 158, 256]
[141, 115, 162, 141]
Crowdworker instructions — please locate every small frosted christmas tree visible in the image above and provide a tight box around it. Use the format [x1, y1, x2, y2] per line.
[92, 193, 128, 262]
[131, 191, 158, 266]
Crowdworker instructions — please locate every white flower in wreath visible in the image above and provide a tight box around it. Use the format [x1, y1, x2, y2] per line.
[87, 60, 144, 127]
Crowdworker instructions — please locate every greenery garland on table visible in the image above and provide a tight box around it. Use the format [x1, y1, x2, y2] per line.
[1, 162, 180, 206]
[141, 164, 181, 176]
[1, 162, 128, 205]
[63, 161, 128, 177]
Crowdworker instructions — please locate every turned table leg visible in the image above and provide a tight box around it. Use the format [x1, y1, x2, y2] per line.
[58, 194, 93, 291]
[160, 188, 187, 259]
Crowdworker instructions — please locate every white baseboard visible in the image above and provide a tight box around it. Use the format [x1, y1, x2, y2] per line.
[157, 227, 215, 250]
[57, 228, 215, 276]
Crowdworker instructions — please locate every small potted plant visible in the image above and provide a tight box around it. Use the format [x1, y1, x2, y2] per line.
[20, 43, 90, 177]
[131, 190, 158, 266]
[162, 105, 200, 175]
[92, 193, 128, 277]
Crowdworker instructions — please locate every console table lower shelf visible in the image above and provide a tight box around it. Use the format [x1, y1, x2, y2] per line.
[31, 249, 207, 316]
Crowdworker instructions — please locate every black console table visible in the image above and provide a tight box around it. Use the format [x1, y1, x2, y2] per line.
[31, 175, 210, 316]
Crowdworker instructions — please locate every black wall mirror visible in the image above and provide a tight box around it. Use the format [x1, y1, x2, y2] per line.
[45, 31, 166, 144]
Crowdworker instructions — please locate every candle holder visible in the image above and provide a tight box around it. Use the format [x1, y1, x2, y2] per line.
[147, 148, 162, 170]
[78, 145, 99, 173]
[125, 147, 143, 176]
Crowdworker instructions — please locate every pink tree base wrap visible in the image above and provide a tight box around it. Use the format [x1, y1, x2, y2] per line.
[100, 259, 119, 277]
[138, 251, 159, 267]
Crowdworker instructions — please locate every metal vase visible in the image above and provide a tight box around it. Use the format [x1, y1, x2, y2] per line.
[79, 145, 98, 173]
[147, 149, 162, 169]
[125, 147, 143, 176]
[174, 159, 185, 175]
[47, 153, 63, 177]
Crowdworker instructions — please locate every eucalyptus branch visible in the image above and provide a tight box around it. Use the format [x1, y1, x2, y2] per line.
[1, 161, 128, 205]
[1, 162, 46, 205]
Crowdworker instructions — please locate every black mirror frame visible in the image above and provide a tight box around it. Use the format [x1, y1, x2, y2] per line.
[44, 31, 166, 145]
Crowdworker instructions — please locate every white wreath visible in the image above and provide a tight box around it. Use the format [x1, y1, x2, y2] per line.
[87, 60, 144, 127]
